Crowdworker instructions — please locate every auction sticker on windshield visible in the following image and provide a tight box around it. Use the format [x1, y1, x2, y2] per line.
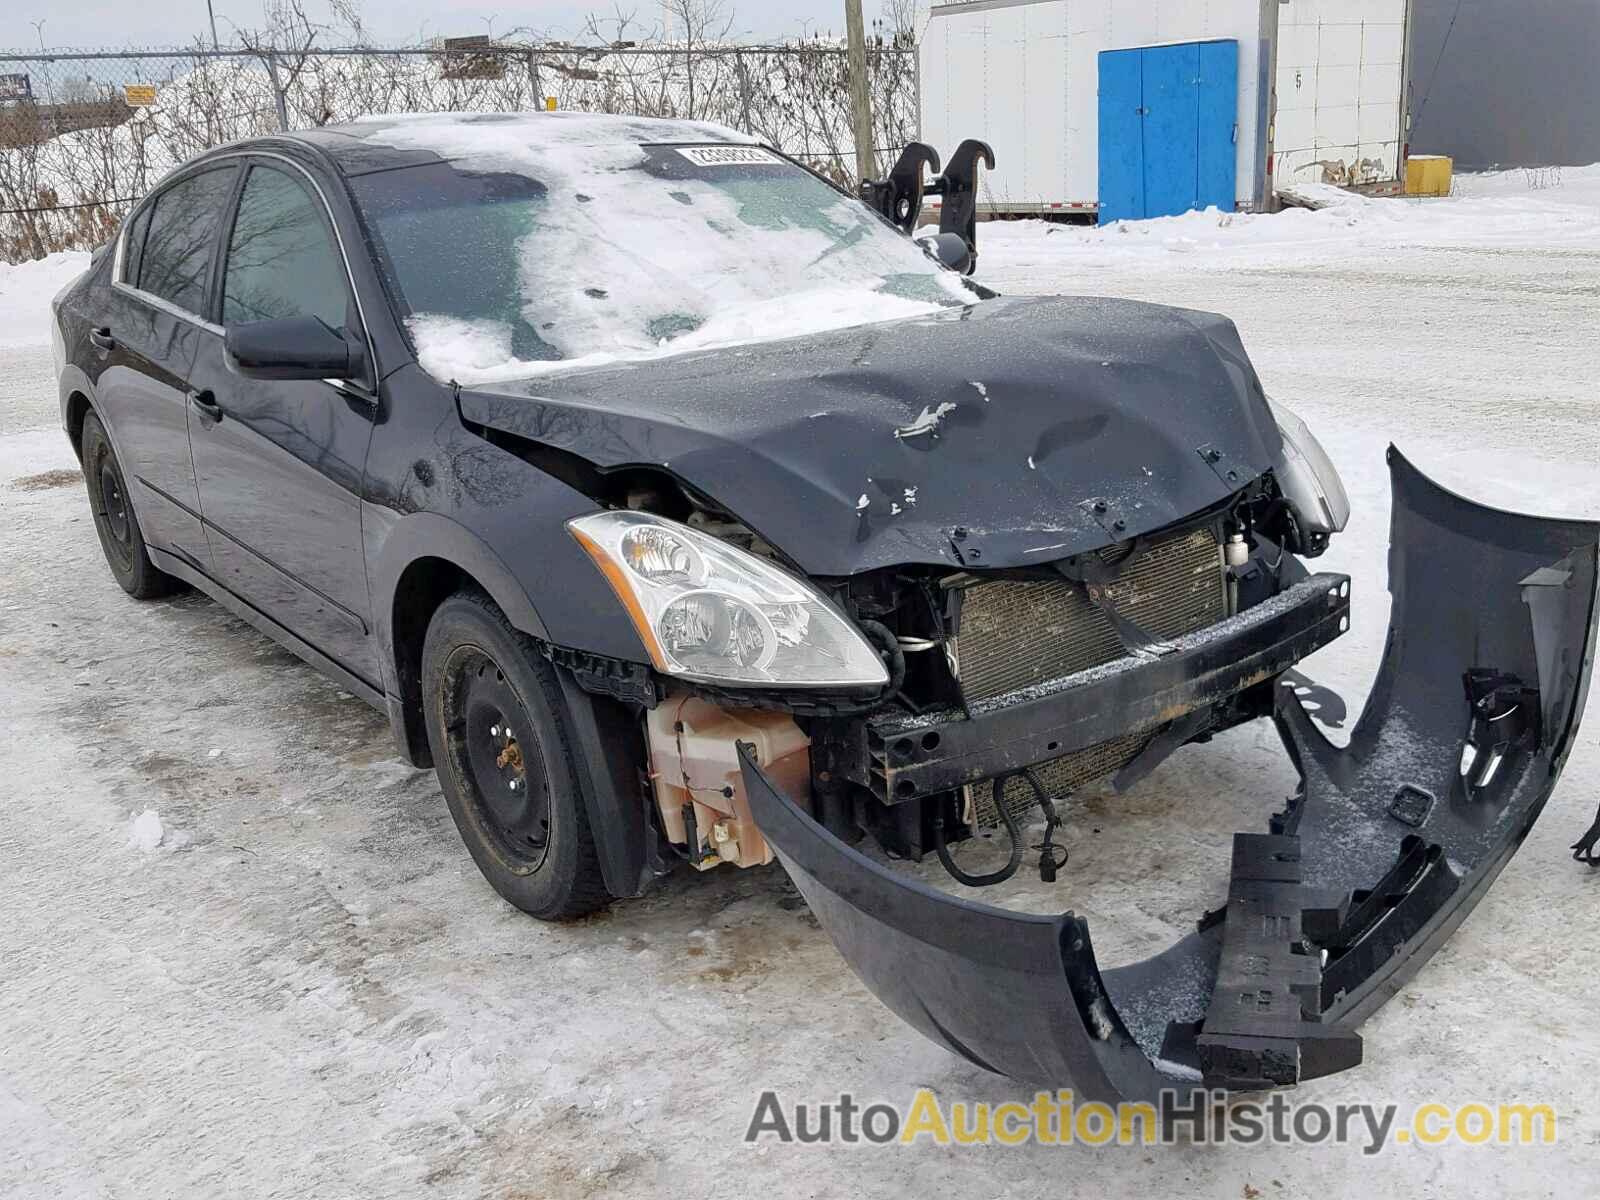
[674, 145, 782, 167]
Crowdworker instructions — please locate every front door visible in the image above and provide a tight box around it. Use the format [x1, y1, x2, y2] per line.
[185, 160, 379, 682]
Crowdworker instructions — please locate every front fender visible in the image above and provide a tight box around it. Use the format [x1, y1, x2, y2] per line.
[741, 448, 1599, 1102]
[361, 373, 653, 675]
[366, 508, 559, 657]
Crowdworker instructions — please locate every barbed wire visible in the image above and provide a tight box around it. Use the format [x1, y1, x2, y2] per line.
[1, 44, 883, 61]
[0, 35, 899, 57]
[0, 197, 142, 214]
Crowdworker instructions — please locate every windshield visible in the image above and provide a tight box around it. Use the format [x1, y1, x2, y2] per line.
[347, 115, 975, 384]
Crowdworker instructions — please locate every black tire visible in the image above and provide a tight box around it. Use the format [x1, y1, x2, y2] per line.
[420, 591, 610, 920]
[80, 411, 181, 599]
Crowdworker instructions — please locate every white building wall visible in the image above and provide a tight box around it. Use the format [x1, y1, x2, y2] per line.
[920, 0, 1413, 210]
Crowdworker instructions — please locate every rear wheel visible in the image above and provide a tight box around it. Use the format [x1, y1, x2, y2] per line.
[80, 411, 180, 599]
[420, 591, 610, 920]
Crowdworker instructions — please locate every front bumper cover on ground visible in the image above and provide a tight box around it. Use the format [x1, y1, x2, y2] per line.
[739, 448, 1599, 1103]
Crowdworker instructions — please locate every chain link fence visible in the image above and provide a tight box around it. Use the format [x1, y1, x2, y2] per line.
[0, 40, 919, 262]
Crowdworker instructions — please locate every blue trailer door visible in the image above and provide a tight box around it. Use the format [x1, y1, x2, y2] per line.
[1196, 40, 1239, 212]
[1098, 40, 1238, 224]
[1140, 42, 1200, 220]
[1097, 48, 1145, 225]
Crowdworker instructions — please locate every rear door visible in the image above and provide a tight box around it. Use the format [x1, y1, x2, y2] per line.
[91, 165, 238, 568]
[184, 158, 380, 680]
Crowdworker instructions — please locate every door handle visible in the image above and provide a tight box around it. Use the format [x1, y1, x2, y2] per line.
[89, 326, 115, 351]
[188, 389, 223, 425]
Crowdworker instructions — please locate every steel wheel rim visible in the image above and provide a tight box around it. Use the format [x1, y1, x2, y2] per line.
[99, 462, 130, 544]
[444, 646, 552, 873]
[92, 447, 134, 568]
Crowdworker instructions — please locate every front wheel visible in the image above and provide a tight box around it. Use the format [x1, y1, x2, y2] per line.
[420, 591, 610, 920]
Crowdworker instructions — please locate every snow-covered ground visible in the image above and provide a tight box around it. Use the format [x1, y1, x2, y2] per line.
[3, 172, 1599, 1197]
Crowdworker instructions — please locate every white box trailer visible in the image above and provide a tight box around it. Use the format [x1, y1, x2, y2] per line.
[1272, 0, 1414, 193]
[918, 0, 1414, 220]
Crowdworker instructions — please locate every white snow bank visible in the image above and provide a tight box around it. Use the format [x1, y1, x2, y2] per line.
[0, 252, 89, 348]
[1452, 162, 1600, 200]
[128, 810, 164, 852]
[958, 164, 1600, 280]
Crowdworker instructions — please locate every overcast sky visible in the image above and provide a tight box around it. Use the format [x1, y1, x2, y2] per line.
[1, 1, 919, 51]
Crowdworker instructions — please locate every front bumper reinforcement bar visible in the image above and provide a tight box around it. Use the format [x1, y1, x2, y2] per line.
[739, 448, 1598, 1103]
[869, 571, 1351, 800]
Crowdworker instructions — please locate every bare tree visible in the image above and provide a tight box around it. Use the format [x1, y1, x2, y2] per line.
[879, 0, 922, 44]
[582, 3, 651, 45]
[660, 0, 735, 119]
[235, 0, 329, 129]
[327, 0, 373, 49]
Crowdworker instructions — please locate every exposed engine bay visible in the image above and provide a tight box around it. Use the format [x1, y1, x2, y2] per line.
[600, 437, 1598, 1106]
[603, 460, 1332, 893]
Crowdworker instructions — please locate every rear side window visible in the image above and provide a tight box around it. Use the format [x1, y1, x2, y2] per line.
[122, 204, 152, 287]
[222, 165, 349, 330]
[138, 167, 236, 316]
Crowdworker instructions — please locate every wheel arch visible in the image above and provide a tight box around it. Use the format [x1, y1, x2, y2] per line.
[388, 554, 475, 769]
[58, 362, 99, 461]
[380, 528, 550, 770]
[65, 390, 93, 459]
[381, 536, 657, 900]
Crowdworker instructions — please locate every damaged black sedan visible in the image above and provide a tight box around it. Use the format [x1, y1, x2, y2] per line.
[53, 113, 1598, 1107]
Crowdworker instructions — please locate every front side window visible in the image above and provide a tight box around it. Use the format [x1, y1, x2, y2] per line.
[138, 166, 236, 316]
[222, 165, 349, 330]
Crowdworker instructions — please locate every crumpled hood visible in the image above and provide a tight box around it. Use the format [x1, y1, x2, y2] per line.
[459, 295, 1284, 575]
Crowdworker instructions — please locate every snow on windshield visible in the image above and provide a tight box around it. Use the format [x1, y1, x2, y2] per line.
[355, 113, 974, 384]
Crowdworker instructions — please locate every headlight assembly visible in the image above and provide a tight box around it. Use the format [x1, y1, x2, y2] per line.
[568, 511, 889, 688]
[1267, 397, 1350, 536]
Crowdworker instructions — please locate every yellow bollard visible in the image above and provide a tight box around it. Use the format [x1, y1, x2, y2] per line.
[545, 96, 557, 112]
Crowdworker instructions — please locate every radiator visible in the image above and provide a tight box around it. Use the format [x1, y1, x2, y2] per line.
[956, 525, 1226, 821]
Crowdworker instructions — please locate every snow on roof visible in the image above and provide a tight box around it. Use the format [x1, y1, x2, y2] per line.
[339, 109, 759, 153]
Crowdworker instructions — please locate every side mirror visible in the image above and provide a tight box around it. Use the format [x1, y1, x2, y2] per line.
[916, 231, 973, 275]
[225, 316, 362, 381]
